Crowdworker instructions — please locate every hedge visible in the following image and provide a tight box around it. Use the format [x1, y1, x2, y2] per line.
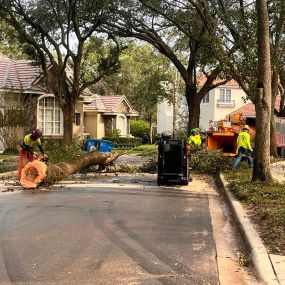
[103, 137, 143, 149]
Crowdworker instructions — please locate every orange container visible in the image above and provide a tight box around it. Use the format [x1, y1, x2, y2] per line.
[207, 131, 238, 156]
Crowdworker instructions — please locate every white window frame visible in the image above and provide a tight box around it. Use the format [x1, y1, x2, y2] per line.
[116, 114, 127, 136]
[37, 95, 63, 135]
[219, 89, 232, 103]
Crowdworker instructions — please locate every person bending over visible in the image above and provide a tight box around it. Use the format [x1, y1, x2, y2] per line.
[18, 128, 45, 179]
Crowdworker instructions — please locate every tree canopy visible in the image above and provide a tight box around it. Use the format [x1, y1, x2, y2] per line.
[102, 0, 230, 132]
[0, 0, 122, 144]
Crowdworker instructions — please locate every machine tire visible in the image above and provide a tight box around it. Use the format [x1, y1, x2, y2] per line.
[181, 178, 189, 185]
[157, 177, 165, 186]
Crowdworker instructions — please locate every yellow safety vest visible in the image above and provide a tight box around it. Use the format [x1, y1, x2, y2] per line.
[237, 131, 252, 151]
[188, 134, 202, 147]
[23, 134, 41, 148]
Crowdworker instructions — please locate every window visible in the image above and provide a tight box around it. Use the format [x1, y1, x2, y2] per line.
[38, 96, 63, 135]
[74, 112, 81, 126]
[202, 93, 210, 103]
[219, 89, 231, 103]
[116, 115, 126, 136]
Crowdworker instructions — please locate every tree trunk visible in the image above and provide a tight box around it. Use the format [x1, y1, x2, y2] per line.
[149, 121, 153, 144]
[270, 115, 278, 157]
[62, 103, 75, 145]
[20, 151, 119, 189]
[252, 0, 272, 182]
[270, 70, 279, 158]
[185, 85, 200, 135]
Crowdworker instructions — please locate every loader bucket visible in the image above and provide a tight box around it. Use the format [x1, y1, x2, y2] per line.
[207, 132, 238, 156]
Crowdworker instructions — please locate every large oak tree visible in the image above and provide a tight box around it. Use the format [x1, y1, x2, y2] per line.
[0, 0, 121, 145]
[187, 0, 282, 181]
[103, 0, 230, 133]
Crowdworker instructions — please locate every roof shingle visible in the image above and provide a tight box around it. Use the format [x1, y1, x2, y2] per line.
[84, 94, 106, 110]
[230, 97, 283, 117]
[0, 58, 42, 91]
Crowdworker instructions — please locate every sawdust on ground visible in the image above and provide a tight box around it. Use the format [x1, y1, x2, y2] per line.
[271, 161, 285, 183]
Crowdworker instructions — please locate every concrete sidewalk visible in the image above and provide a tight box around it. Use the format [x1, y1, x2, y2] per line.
[219, 174, 285, 285]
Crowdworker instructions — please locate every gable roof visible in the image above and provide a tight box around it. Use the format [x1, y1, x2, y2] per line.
[0, 58, 43, 92]
[230, 102, 255, 117]
[230, 97, 283, 117]
[0, 58, 139, 115]
[197, 74, 240, 88]
[84, 94, 107, 111]
[84, 94, 138, 115]
[101, 95, 126, 112]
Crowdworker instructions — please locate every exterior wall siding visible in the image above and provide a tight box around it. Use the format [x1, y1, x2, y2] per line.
[97, 113, 105, 138]
[116, 101, 129, 113]
[73, 100, 84, 139]
[200, 87, 247, 130]
[157, 84, 248, 134]
[84, 113, 98, 138]
[157, 100, 173, 134]
[199, 89, 216, 130]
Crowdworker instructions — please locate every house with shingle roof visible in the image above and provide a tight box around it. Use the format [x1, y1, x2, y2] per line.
[157, 77, 249, 134]
[0, 57, 138, 150]
[229, 97, 284, 118]
[83, 94, 138, 138]
[199, 79, 249, 130]
[228, 97, 285, 151]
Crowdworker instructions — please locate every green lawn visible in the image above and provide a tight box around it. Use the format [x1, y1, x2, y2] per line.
[114, 144, 158, 155]
[0, 153, 17, 160]
[0, 154, 18, 174]
[224, 163, 285, 255]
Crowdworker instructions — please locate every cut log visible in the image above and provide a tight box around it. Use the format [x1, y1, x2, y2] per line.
[20, 151, 119, 189]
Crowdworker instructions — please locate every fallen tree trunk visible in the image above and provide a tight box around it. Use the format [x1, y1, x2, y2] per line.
[20, 151, 119, 189]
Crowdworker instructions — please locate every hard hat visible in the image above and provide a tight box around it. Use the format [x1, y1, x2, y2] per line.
[243, 125, 250, 130]
[191, 128, 197, 133]
[31, 128, 42, 139]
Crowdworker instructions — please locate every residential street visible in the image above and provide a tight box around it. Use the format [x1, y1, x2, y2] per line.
[0, 173, 259, 285]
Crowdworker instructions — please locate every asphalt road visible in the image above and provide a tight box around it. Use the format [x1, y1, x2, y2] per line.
[0, 175, 256, 285]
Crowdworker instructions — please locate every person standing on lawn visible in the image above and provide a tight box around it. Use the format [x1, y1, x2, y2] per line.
[233, 125, 253, 169]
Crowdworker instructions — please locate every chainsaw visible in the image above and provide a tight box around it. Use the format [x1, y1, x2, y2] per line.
[35, 153, 49, 163]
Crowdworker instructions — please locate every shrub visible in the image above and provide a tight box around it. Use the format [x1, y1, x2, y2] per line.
[190, 149, 233, 174]
[103, 137, 143, 149]
[43, 138, 84, 164]
[0, 157, 18, 174]
[0, 95, 36, 150]
[106, 129, 121, 139]
[130, 120, 150, 143]
[3, 148, 19, 154]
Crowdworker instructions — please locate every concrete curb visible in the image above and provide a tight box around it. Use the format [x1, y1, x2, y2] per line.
[218, 173, 280, 285]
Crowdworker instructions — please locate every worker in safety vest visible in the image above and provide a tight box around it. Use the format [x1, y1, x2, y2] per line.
[188, 128, 202, 149]
[17, 129, 46, 179]
[232, 125, 253, 169]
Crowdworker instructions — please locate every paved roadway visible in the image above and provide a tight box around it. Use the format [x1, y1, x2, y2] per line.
[0, 174, 258, 285]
